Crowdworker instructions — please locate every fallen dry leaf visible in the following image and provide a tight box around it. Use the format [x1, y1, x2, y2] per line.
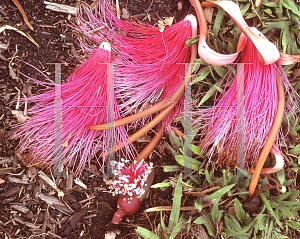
[158, 20, 165, 32]
[228, 205, 237, 219]
[105, 229, 121, 239]
[164, 17, 174, 26]
[38, 192, 73, 214]
[204, 7, 214, 23]
[0, 178, 5, 184]
[178, 1, 183, 11]
[293, 68, 300, 78]
[12, 110, 30, 123]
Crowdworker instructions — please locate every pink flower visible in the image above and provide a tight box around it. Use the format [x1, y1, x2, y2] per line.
[74, 1, 197, 127]
[108, 158, 153, 198]
[196, 31, 287, 169]
[108, 158, 154, 224]
[190, 0, 300, 194]
[13, 42, 134, 175]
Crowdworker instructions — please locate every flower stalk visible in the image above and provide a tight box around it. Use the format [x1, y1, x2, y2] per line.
[109, 159, 154, 224]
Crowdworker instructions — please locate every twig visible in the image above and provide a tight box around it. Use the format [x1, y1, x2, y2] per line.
[90, 81, 185, 130]
[135, 125, 163, 162]
[11, 0, 34, 30]
[38, 171, 64, 197]
[0, 25, 39, 47]
[43, 1, 77, 16]
[102, 97, 181, 157]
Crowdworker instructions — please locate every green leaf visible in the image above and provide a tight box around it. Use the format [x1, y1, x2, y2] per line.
[227, 42, 234, 54]
[169, 215, 185, 239]
[160, 210, 167, 237]
[283, 179, 294, 187]
[163, 165, 179, 172]
[259, 193, 283, 229]
[277, 201, 300, 206]
[276, 168, 285, 185]
[175, 155, 201, 170]
[213, 65, 227, 78]
[263, 9, 272, 14]
[204, 184, 236, 201]
[136, 227, 160, 239]
[192, 62, 201, 73]
[264, 21, 292, 29]
[191, 67, 211, 85]
[186, 36, 199, 48]
[194, 58, 210, 66]
[263, 2, 278, 7]
[279, 206, 295, 219]
[151, 181, 171, 189]
[291, 205, 300, 214]
[287, 220, 300, 229]
[205, 166, 213, 184]
[281, 28, 289, 53]
[213, 8, 225, 37]
[212, 198, 222, 224]
[272, 191, 293, 202]
[234, 198, 247, 226]
[188, 144, 202, 155]
[290, 14, 300, 30]
[168, 130, 181, 149]
[289, 190, 299, 202]
[266, 218, 274, 238]
[164, 142, 179, 157]
[224, 213, 242, 231]
[168, 174, 182, 231]
[289, 144, 300, 155]
[240, 3, 250, 16]
[194, 213, 216, 237]
[283, 0, 300, 17]
[195, 198, 202, 212]
[194, 215, 207, 224]
[198, 79, 222, 106]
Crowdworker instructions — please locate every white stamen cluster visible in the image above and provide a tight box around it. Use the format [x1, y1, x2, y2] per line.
[108, 158, 153, 198]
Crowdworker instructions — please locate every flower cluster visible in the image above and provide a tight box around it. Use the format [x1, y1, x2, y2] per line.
[108, 159, 153, 198]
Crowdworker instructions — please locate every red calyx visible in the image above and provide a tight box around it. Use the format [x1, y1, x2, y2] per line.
[111, 194, 142, 224]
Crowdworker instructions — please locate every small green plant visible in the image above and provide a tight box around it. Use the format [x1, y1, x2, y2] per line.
[136, 174, 190, 238]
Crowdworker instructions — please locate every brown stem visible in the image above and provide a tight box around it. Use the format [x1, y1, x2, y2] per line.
[12, 0, 34, 31]
[246, 185, 277, 203]
[101, 98, 180, 157]
[189, 0, 207, 40]
[249, 70, 285, 195]
[135, 125, 163, 163]
[90, 81, 185, 130]
[100, 20, 198, 156]
[90, 13, 198, 131]
[172, 128, 186, 140]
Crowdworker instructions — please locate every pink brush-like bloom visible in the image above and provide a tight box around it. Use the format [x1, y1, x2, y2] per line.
[73, 1, 197, 127]
[195, 29, 299, 169]
[108, 158, 153, 198]
[108, 158, 154, 224]
[13, 43, 134, 175]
